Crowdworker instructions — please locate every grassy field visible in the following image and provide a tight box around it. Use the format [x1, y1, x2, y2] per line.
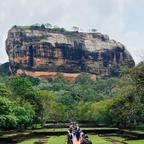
[131, 130, 144, 134]
[102, 135, 144, 144]
[126, 140, 144, 144]
[0, 132, 30, 138]
[19, 136, 49, 144]
[103, 136, 125, 141]
[19, 135, 111, 144]
[0, 127, 117, 140]
[2, 127, 144, 144]
[19, 135, 66, 144]
[123, 129, 144, 134]
[48, 136, 66, 144]
[2, 133, 144, 144]
[31, 127, 117, 132]
[88, 135, 113, 144]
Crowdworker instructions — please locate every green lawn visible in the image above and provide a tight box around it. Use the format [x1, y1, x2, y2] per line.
[18, 134, 144, 144]
[104, 136, 125, 141]
[88, 135, 113, 144]
[48, 136, 66, 144]
[3, 127, 144, 144]
[19, 136, 49, 144]
[32, 128, 68, 132]
[0, 127, 118, 134]
[102, 135, 144, 144]
[19, 135, 112, 144]
[31, 127, 117, 133]
[0, 133, 17, 138]
[0, 132, 30, 138]
[19, 135, 66, 144]
[2, 131, 144, 144]
[83, 127, 118, 130]
[126, 140, 144, 144]
[128, 130, 144, 134]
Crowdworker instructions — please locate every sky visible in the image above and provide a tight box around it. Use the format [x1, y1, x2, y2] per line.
[0, 0, 144, 64]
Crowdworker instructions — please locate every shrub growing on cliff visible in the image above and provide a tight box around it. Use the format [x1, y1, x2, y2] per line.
[72, 26, 79, 32]
[91, 29, 97, 33]
[13, 24, 72, 33]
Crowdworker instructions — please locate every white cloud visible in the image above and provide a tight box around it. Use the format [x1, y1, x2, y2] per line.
[0, 0, 144, 64]
[119, 31, 144, 64]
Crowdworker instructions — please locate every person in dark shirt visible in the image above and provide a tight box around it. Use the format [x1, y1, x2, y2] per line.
[67, 129, 73, 144]
[75, 125, 80, 141]
[81, 135, 92, 144]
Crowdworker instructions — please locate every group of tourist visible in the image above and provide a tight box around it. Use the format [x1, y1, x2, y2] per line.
[67, 122, 92, 144]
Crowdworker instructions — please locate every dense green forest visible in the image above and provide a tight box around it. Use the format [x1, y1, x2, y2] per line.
[0, 61, 144, 130]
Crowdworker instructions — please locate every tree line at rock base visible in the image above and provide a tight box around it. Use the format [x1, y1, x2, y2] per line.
[0, 61, 144, 130]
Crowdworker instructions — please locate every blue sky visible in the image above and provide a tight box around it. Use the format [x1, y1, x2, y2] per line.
[0, 0, 144, 64]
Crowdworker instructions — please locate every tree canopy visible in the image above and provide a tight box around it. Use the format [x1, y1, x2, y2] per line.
[1, 61, 144, 129]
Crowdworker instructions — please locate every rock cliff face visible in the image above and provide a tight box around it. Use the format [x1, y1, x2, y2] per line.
[6, 27, 134, 81]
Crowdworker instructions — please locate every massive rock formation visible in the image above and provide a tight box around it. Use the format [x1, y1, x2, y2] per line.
[6, 27, 134, 80]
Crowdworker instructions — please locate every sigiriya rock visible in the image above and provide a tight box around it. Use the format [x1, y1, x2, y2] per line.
[6, 26, 135, 81]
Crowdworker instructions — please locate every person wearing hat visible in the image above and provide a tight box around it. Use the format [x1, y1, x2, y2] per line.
[81, 135, 92, 144]
[75, 123, 80, 141]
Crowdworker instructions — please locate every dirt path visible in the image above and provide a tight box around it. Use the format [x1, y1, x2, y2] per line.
[73, 136, 81, 144]
[65, 136, 81, 144]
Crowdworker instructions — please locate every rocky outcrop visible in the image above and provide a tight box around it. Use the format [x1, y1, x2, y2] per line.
[6, 27, 134, 80]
